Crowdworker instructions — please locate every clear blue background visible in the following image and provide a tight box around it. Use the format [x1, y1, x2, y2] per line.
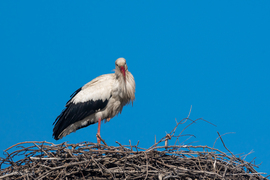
[0, 1, 269, 176]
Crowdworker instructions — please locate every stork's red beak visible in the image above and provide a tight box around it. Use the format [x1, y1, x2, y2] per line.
[120, 66, 126, 81]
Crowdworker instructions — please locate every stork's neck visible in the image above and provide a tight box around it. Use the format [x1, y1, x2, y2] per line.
[115, 69, 126, 84]
[114, 69, 128, 99]
[113, 69, 135, 105]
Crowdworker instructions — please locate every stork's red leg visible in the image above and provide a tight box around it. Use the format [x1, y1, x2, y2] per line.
[97, 118, 101, 144]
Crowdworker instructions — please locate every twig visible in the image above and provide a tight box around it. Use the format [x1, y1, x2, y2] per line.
[96, 134, 107, 146]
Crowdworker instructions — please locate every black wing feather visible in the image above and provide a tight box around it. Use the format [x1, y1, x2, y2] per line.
[53, 88, 109, 140]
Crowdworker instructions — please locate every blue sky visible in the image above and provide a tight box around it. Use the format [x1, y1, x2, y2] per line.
[0, 1, 269, 175]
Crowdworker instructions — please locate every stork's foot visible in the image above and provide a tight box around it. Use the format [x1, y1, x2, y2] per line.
[96, 133, 101, 144]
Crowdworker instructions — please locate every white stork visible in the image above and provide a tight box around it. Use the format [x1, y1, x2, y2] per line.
[53, 58, 135, 144]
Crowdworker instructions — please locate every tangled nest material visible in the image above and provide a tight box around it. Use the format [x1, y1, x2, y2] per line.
[0, 117, 268, 180]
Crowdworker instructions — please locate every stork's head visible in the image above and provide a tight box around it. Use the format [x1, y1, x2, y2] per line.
[115, 58, 127, 81]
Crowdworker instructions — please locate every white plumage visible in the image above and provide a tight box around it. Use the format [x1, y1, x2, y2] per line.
[72, 75, 114, 103]
[53, 58, 135, 142]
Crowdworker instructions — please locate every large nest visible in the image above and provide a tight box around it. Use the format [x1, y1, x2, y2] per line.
[0, 117, 268, 180]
